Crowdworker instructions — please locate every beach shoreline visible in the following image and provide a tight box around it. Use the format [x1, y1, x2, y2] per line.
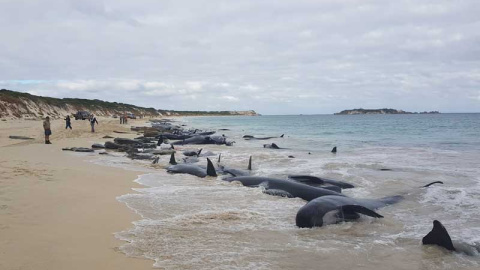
[0, 117, 154, 269]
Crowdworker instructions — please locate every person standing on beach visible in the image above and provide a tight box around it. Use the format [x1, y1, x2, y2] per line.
[90, 115, 98, 132]
[64, 115, 72, 129]
[43, 116, 52, 144]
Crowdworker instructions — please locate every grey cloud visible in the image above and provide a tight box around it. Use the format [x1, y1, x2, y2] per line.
[1, 0, 480, 114]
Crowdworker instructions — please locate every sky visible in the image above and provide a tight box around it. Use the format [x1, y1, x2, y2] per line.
[1, 0, 480, 115]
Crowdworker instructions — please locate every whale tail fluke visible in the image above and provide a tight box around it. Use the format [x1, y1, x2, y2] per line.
[331, 146, 337, 153]
[206, 158, 217, 177]
[248, 156, 252, 170]
[423, 181, 444, 187]
[169, 153, 177, 165]
[422, 220, 456, 251]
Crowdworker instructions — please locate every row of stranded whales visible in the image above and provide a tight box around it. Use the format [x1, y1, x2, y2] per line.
[93, 121, 472, 257]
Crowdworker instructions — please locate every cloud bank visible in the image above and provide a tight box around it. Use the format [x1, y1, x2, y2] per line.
[1, 0, 479, 114]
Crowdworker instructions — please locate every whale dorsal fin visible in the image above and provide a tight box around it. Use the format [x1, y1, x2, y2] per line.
[248, 156, 252, 170]
[169, 153, 177, 165]
[331, 146, 337, 153]
[422, 220, 456, 251]
[280, 134, 284, 138]
[206, 158, 217, 177]
[217, 153, 221, 163]
[197, 148, 203, 157]
[340, 205, 384, 218]
[423, 181, 443, 187]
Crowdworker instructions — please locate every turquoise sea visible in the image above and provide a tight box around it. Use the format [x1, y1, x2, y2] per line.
[100, 113, 480, 269]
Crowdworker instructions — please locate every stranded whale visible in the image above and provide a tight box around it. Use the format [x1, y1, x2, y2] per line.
[296, 181, 443, 228]
[288, 175, 355, 189]
[166, 156, 217, 178]
[296, 195, 402, 228]
[224, 176, 343, 201]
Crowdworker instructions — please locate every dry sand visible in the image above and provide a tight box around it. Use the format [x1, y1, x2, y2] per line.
[0, 117, 154, 269]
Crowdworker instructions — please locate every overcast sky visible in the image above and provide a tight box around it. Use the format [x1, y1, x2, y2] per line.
[1, 0, 480, 114]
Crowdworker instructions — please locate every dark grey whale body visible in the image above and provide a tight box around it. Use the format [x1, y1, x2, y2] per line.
[166, 158, 217, 178]
[171, 135, 230, 145]
[288, 175, 355, 189]
[296, 181, 443, 228]
[218, 156, 252, 177]
[296, 195, 403, 228]
[224, 176, 343, 201]
[263, 143, 284, 149]
[423, 220, 480, 256]
[243, 134, 284, 140]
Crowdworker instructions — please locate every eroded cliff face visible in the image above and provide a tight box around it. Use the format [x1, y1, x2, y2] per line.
[0, 89, 161, 119]
[0, 89, 259, 119]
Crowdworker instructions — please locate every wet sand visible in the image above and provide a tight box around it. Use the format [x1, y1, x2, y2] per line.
[0, 117, 153, 269]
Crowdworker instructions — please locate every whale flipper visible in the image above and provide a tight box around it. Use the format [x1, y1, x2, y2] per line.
[340, 205, 384, 218]
[264, 189, 294, 198]
[422, 220, 456, 251]
[169, 153, 177, 165]
[206, 158, 217, 177]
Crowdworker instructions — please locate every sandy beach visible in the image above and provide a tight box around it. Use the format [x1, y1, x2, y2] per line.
[0, 117, 153, 269]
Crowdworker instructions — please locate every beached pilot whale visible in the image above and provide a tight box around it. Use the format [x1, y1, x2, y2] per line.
[288, 175, 355, 189]
[218, 155, 252, 177]
[171, 135, 232, 146]
[243, 134, 284, 140]
[166, 156, 217, 178]
[422, 220, 480, 256]
[296, 195, 402, 228]
[296, 181, 444, 228]
[263, 143, 285, 149]
[224, 176, 343, 201]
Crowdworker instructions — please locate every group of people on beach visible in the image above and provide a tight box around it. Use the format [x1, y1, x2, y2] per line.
[42, 114, 98, 144]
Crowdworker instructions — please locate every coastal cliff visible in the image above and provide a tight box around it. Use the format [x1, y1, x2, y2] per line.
[0, 89, 258, 119]
[334, 108, 440, 115]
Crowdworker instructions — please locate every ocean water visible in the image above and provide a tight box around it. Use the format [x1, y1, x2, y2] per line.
[100, 114, 479, 269]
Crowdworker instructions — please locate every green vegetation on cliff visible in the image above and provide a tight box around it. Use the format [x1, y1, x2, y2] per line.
[0, 89, 257, 118]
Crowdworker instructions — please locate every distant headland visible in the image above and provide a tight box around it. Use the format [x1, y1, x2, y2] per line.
[334, 108, 440, 115]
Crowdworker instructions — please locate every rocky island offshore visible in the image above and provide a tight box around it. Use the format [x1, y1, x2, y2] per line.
[334, 108, 440, 115]
[0, 89, 258, 119]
